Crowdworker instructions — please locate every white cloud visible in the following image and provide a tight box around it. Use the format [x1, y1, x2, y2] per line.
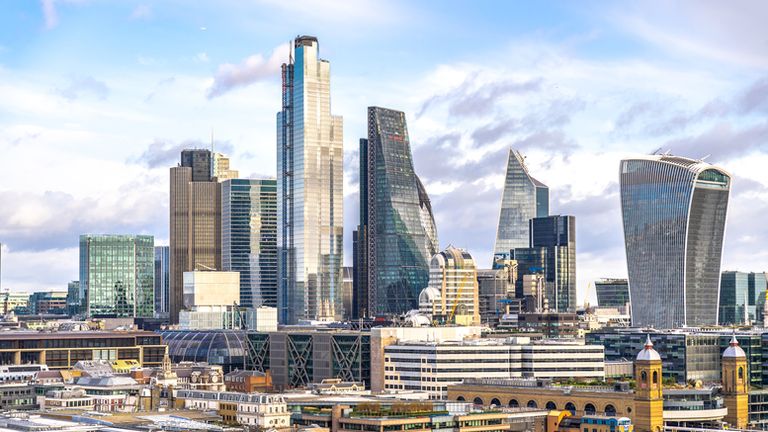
[206, 43, 289, 98]
[195, 52, 210, 63]
[130, 4, 152, 20]
[40, 0, 58, 29]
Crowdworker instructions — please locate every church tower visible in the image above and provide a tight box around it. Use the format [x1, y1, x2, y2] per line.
[634, 335, 664, 432]
[722, 334, 749, 429]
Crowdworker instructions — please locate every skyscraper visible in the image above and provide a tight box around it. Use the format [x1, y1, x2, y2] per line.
[221, 178, 278, 308]
[620, 154, 731, 328]
[79, 234, 154, 318]
[169, 149, 231, 323]
[277, 36, 344, 324]
[357, 107, 439, 318]
[154, 246, 170, 318]
[719, 271, 767, 325]
[422, 246, 479, 325]
[493, 149, 549, 260]
[512, 215, 576, 313]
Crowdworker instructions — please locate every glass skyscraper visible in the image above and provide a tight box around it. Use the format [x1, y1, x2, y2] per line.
[719, 271, 767, 325]
[79, 234, 154, 318]
[356, 107, 439, 318]
[221, 178, 277, 308]
[512, 215, 576, 313]
[154, 246, 169, 318]
[494, 149, 549, 260]
[277, 36, 344, 324]
[594, 278, 630, 308]
[620, 154, 731, 328]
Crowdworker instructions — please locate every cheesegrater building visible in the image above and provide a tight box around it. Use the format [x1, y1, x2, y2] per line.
[620, 154, 731, 328]
[355, 107, 439, 318]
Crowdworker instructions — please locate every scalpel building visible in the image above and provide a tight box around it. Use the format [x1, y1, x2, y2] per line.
[620, 154, 731, 328]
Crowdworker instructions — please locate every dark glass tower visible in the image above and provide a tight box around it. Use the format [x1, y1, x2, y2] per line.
[494, 149, 549, 261]
[358, 107, 439, 318]
[719, 271, 767, 325]
[222, 179, 278, 308]
[594, 278, 630, 308]
[620, 155, 730, 328]
[512, 215, 576, 312]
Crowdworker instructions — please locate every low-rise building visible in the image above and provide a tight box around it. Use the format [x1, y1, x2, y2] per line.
[42, 387, 95, 411]
[384, 337, 604, 399]
[224, 369, 272, 393]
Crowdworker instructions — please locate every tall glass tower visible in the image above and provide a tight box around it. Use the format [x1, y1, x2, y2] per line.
[222, 178, 278, 308]
[154, 246, 169, 318]
[277, 36, 344, 324]
[80, 234, 155, 318]
[357, 107, 439, 318]
[620, 154, 731, 328]
[494, 149, 549, 260]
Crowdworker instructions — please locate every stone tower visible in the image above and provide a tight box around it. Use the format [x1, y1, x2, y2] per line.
[634, 335, 664, 432]
[722, 334, 749, 429]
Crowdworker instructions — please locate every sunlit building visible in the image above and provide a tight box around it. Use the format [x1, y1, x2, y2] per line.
[493, 149, 548, 260]
[620, 154, 730, 328]
[79, 234, 154, 318]
[277, 35, 344, 323]
[356, 107, 439, 319]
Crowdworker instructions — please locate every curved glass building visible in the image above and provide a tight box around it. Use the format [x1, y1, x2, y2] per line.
[356, 107, 439, 318]
[494, 149, 549, 259]
[158, 330, 246, 372]
[620, 155, 731, 328]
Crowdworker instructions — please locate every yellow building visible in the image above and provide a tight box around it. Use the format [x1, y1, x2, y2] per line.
[722, 335, 749, 429]
[633, 336, 663, 432]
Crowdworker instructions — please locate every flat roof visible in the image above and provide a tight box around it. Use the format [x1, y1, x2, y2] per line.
[0, 330, 160, 340]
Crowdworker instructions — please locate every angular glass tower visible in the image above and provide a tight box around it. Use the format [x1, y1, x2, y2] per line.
[357, 107, 439, 318]
[222, 178, 278, 308]
[620, 155, 731, 328]
[154, 246, 170, 318]
[277, 36, 344, 324]
[494, 149, 549, 259]
[80, 234, 155, 318]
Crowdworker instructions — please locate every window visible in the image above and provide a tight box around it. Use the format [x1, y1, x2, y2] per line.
[546, 401, 557, 410]
[652, 371, 658, 384]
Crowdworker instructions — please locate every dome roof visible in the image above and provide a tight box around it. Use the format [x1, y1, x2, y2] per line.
[636, 335, 661, 362]
[419, 286, 441, 304]
[723, 335, 746, 359]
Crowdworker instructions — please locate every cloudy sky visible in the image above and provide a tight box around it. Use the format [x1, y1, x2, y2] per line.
[1, 1, 767, 303]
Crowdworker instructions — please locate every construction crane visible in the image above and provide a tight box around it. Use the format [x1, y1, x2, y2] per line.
[447, 266, 477, 324]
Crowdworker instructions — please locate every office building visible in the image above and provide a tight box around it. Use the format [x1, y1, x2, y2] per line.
[493, 148, 549, 260]
[512, 215, 576, 312]
[277, 35, 344, 324]
[719, 271, 767, 325]
[0, 331, 165, 369]
[0, 292, 29, 315]
[154, 246, 169, 318]
[342, 266, 353, 320]
[182, 270, 239, 308]
[357, 107, 439, 319]
[28, 291, 67, 315]
[170, 148, 233, 323]
[65, 281, 81, 316]
[620, 154, 731, 328]
[477, 260, 517, 327]
[221, 178, 277, 308]
[420, 246, 479, 325]
[595, 278, 630, 308]
[383, 338, 604, 399]
[79, 234, 154, 318]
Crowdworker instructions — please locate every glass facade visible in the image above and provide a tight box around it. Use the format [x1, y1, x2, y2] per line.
[360, 107, 439, 317]
[159, 330, 246, 372]
[620, 155, 730, 328]
[512, 215, 576, 312]
[154, 246, 169, 317]
[494, 149, 548, 259]
[719, 271, 767, 325]
[79, 234, 155, 318]
[222, 179, 278, 308]
[277, 36, 344, 324]
[594, 278, 630, 308]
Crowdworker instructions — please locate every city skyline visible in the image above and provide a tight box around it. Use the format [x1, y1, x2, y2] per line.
[1, 1, 767, 305]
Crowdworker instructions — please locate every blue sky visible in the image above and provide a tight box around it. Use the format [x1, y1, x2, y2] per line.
[1, 0, 767, 304]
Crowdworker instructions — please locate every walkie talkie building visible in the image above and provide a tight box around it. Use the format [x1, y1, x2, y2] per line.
[620, 154, 730, 329]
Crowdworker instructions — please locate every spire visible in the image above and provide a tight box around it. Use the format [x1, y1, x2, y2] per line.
[645, 334, 654, 349]
[730, 334, 740, 347]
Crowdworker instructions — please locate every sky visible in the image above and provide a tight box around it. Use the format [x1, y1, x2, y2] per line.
[1, 0, 767, 304]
